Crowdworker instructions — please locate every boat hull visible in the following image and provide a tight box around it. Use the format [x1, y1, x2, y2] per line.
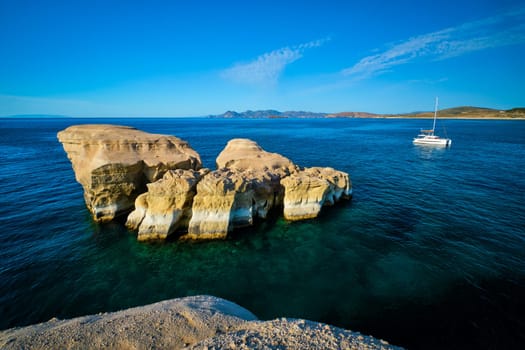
[413, 137, 452, 146]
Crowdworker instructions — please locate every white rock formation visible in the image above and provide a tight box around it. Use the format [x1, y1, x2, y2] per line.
[186, 169, 255, 239]
[281, 167, 352, 221]
[57, 125, 202, 222]
[126, 169, 208, 241]
[216, 138, 298, 176]
[58, 126, 352, 240]
[0, 295, 402, 350]
[185, 139, 298, 239]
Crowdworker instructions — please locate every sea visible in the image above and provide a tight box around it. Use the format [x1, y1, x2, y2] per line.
[0, 117, 524, 349]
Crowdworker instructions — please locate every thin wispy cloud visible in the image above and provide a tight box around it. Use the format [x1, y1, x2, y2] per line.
[221, 38, 329, 86]
[342, 7, 525, 79]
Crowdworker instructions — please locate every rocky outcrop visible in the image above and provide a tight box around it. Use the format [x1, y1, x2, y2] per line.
[0, 296, 257, 350]
[57, 125, 202, 222]
[184, 139, 298, 239]
[0, 295, 402, 350]
[58, 126, 352, 240]
[187, 139, 352, 237]
[191, 317, 401, 350]
[281, 167, 352, 221]
[186, 169, 254, 240]
[216, 138, 298, 218]
[216, 138, 297, 176]
[126, 169, 209, 241]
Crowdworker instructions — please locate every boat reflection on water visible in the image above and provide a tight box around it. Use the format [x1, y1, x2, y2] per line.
[414, 143, 449, 160]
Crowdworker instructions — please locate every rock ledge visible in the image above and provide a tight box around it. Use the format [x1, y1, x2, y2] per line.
[0, 295, 402, 350]
[57, 124, 202, 222]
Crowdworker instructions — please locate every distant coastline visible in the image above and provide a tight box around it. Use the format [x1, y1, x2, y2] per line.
[3, 106, 525, 119]
[2, 114, 72, 119]
[210, 107, 525, 120]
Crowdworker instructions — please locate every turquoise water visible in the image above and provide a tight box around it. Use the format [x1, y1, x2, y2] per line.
[1, 117, 524, 349]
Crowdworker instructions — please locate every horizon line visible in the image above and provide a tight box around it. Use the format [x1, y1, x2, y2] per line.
[2, 105, 524, 119]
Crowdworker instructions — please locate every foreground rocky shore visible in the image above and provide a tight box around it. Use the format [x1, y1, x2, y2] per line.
[58, 125, 352, 241]
[0, 295, 402, 349]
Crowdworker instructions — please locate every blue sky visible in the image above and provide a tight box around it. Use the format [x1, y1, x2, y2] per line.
[0, 0, 524, 117]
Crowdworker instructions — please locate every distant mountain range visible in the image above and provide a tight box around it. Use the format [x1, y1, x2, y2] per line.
[210, 107, 525, 119]
[214, 110, 328, 119]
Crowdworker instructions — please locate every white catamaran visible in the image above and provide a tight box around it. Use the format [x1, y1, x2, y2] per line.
[413, 97, 452, 146]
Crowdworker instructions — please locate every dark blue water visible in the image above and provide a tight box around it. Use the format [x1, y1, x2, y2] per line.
[1, 117, 524, 349]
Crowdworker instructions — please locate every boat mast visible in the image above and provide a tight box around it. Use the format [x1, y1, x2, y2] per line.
[432, 96, 438, 134]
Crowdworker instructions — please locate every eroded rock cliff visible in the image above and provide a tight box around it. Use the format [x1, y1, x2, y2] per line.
[57, 125, 202, 222]
[186, 169, 254, 239]
[185, 139, 298, 239]
[282, 167, 352, 221]
[216, 138, 297, 176]
[126, 169, 209, 241]
[58, 126, 352, 241]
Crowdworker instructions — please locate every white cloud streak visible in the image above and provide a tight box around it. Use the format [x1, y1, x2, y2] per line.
[342, 8, 525, 79]
[221, 38, 329, 86]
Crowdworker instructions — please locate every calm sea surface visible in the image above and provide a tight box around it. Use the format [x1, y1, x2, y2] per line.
[0, 117, 524, 349]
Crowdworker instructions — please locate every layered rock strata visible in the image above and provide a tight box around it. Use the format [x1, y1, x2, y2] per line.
[0, 295, 402, 350]
[126, 169, 209, 241]
[185, 139, 300, 239]
[59, 126, 352, 240]
[216, 138, 298, 176]
[57, 125, 202, 222]
[186, 169, 254, 239]
[281, 167, 352, 221]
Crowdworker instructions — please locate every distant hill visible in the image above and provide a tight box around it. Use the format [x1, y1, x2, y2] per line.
[390, 106, 525, 119]
[3, 114, 71, 118]
[325, 111, 380, 118]
[211, 107, 525, 119]
[212, 110, 327, 119]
